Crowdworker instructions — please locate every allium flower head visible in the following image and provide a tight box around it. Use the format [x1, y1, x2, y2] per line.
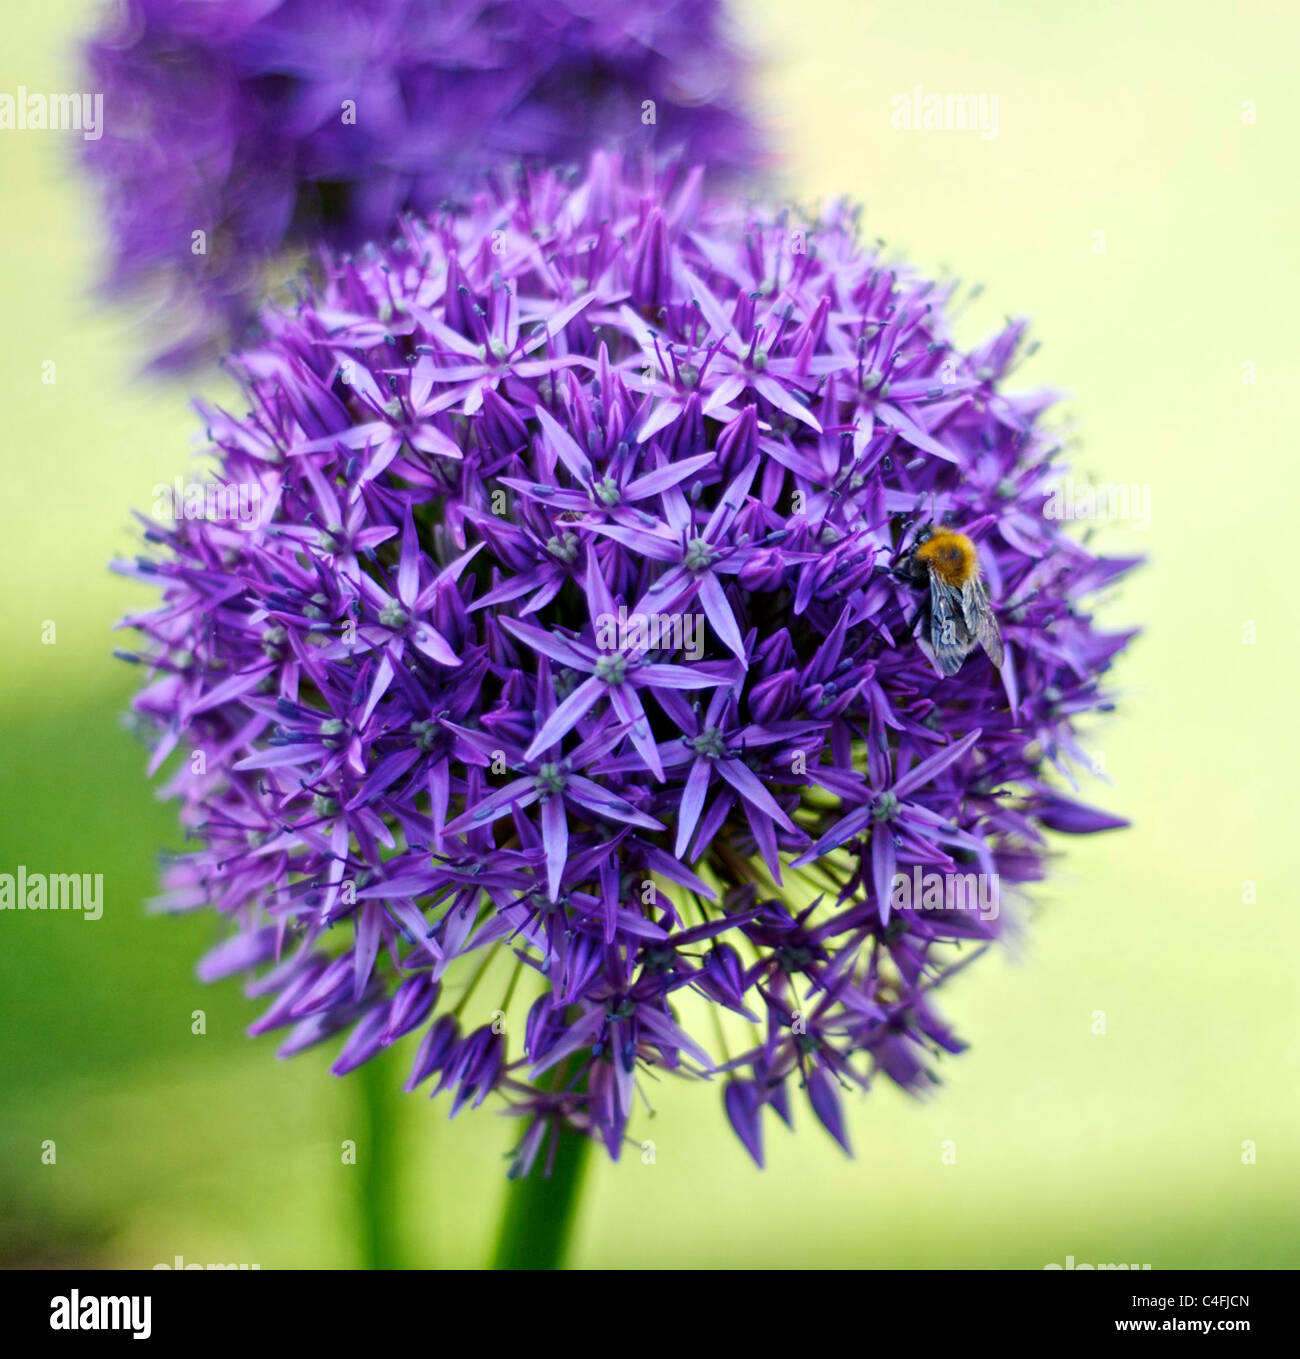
[118, 156, 1136, 1173]
[83, 0, 760, 368]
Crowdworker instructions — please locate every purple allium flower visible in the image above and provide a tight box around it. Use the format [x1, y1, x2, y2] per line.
[117, 156, 1136, 1173]
[83, 0, 761, 369]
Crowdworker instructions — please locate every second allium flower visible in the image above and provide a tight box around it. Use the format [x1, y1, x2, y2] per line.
[83, 0, 760, 367]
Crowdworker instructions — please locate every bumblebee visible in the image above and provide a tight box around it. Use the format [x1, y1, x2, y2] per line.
[905, 526, 1004, 677]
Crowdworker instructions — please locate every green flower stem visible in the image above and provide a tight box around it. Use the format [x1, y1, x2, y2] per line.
[491, 1122, 591, 1270]
[356, 1052, 405, 1271]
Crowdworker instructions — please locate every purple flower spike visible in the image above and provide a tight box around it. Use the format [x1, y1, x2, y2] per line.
[82, 0, 762, 368]
[119, 156, 1136, 1169]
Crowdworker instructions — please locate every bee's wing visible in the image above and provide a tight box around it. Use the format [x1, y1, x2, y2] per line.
[959, 574, 983, 632]
[979, 607, 1005, 670]
[962, 574, 1005, 670]
[930, 575, 977, 676]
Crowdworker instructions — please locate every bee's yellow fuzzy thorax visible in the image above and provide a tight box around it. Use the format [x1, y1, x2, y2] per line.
[915, 529, 978, 587]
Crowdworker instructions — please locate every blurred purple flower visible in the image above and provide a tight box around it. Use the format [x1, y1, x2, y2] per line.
[82, 0, 762, 368]
[117, 155, 1136, 1173]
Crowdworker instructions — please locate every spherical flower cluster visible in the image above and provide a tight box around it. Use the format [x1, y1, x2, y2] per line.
[83, 0, 759, 369]
[118, 156, 1135, 1173]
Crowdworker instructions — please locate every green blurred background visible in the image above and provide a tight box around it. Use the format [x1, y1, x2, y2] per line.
[1, 0, 1295, 1269]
